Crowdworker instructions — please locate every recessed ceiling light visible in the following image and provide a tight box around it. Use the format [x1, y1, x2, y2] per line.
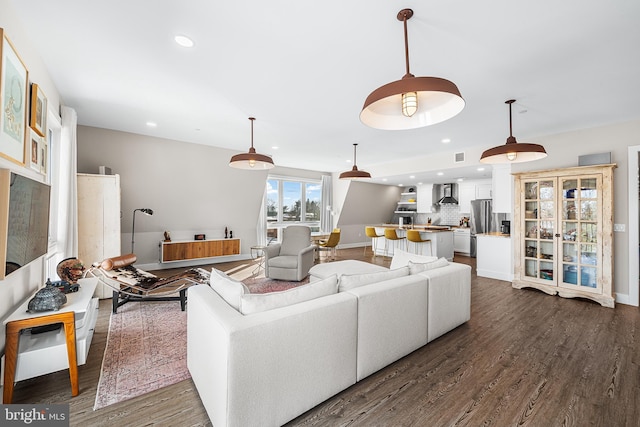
[457, 178, 464, 182]
[146, 121, 157, 127]
[417, 182, 423, 185]
[477, 167, 485, 171]
[409, 175, 415, 179]
[437, 172, 444, 176]
[382, 178, 388, 182]
[398, 184, 403, 187]
[174, 35, 194, 48]
[271, 146, 279, 150]
[441, 138, 451, 143]
[347, 159, 352, 163]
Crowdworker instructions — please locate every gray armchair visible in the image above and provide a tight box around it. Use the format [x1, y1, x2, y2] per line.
[264, 226, 316, 281]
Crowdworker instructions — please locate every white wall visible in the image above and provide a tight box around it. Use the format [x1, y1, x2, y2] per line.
[76, 126, 329, 269]
[0, 0, 62, 351]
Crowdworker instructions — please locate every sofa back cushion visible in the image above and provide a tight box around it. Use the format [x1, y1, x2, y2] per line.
[338, 266, 409, 292]
[390, 249, 438, 270]
[210, 268, 249, 310]
[408, 258, 449, 275]
[240, 274, 338, 315]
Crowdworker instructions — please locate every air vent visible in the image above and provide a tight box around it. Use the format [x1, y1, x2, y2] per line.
[454, 152, 465, 163]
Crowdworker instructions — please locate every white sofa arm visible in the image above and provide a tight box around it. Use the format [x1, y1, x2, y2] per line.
[187, 285, 358, 427]
[418, 262, 471, 342]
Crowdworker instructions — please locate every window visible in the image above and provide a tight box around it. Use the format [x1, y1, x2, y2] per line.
[266, 177, 322, 243]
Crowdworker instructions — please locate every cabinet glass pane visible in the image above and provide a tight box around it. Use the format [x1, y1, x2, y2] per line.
[525, 182, 538, 200]
[562, 243, 577, 262]
[540, 221, 554, 240]
[540, 261, 553, 281]
[525, 201, 538, 219]
[563, 265, 578, 284]
[525, 241, 537, 258]
[580, 244, 597, 265]
[525, 260, 538, 278]
[580, 223, 597, 243]
[581, 201, 597, 221]
[562, 222, 578, 241]
[563, 179, 577, 199]
[563, 200, 577, 220]
[580, 178, 597, 198]
[580, 266, 597, 288]
[526, 221, 538, 238]
[540, 181, 554, 199]
[540, 201, 554, 219]
[540, 241, 553, 260]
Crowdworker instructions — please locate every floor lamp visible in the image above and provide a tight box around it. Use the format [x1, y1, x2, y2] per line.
[131, 208, 153, 254]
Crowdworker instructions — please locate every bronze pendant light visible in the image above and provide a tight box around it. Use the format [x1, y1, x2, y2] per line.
[229, 117, 275, 170]
[339, 143, 371, 179]
[480, 100, 547, 164]
[360, 8, 465, 130]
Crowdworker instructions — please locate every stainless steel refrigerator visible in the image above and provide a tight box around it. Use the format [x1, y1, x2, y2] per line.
[469, 199, 507, 257]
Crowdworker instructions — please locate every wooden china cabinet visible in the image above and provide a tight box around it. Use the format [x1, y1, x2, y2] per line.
[512, 164, 616, 307]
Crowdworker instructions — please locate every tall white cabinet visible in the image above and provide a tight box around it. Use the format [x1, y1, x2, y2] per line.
[77, 173, 121, 299]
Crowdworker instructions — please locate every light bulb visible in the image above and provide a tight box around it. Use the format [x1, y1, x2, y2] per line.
[401, 92, 418, 117]
[249, 159, 256, 167]
[507, 152, 517, 161]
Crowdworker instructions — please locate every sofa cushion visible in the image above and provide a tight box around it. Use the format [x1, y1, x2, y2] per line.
[390, 249, 438, 270]
[239, 274, 338, 315]
[338, 266, 409, 292]
[210, 268, 249, 311]
[268, 255, 298, 269]
[309, 260, 388, 281]
[408, 257, 449, 275]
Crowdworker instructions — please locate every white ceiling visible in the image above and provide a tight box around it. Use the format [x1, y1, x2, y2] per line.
[10, 0, 640, 185]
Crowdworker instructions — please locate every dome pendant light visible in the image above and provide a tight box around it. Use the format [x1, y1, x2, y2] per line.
[339, 143, 371, 180]
[480, 100, 547, 164]
[229, 117, 275, 170]
[360, 8, 465, 130]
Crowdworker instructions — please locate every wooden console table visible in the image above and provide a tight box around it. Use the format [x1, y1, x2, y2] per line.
[3, 278, 98, 403]
[160, 238, 240, 263]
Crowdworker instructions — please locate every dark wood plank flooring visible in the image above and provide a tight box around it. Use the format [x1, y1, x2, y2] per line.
[6, 248, 640, 426]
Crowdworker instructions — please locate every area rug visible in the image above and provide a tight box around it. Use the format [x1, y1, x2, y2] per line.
[94, 274, 309, 409]
[94, 301, 189, 410]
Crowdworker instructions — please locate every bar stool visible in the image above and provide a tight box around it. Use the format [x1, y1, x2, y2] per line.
[406, 230, 433, 256]
[364, 227, 383, 257]
[384, 228, 406, 257]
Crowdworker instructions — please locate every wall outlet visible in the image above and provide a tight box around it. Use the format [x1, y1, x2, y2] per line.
[614, 224, 625, 232]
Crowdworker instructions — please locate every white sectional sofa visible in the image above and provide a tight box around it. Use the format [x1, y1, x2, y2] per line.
[187, 251, 471, 427]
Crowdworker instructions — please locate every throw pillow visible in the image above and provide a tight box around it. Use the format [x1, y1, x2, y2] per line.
[390, 249, 438, 270]
[408, 258, 449, 275]
[239, 274, 338, 315]
[338, 266, 409, 292]
[210, 268, 249, 311]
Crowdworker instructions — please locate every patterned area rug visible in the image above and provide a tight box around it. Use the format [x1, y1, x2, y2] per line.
[94, 275, 309, 409]
[94, 301, 189, 410]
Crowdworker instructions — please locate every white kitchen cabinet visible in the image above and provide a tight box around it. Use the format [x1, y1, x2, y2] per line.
[417, 184, 433, 213]
[77, 173, 121, 299]
[477, 234, 513, 281]
[458, 183, 475, 213]
[492, 164, 513, 213]
[453, 228, 471, 255]
[476, 182, 492, 199]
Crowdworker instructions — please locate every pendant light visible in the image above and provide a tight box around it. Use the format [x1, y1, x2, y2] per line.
[360, 8, 465, 130]
[339, 143, 371, 179]
[480, 100, 547, 164]
[229, 117, 275, 169]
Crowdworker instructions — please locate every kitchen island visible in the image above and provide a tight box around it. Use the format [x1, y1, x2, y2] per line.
[369, 224, 454, 260]
[476, 232, 513, 281]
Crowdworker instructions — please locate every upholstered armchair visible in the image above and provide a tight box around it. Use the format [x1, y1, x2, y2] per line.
[264, 226, 316, 281]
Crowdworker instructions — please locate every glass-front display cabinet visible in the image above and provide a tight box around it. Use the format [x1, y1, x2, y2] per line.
[513, 164, 615, 308]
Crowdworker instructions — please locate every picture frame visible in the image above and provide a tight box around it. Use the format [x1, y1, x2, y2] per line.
[194, 234, 206, 241]
[0, 28, 28, 165]
[29, 129, 42, 173]
[30, 83, 47, 137]
[40, 136, 47, 175]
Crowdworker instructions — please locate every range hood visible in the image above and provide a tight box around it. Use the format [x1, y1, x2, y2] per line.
[438, 183, 458, 205]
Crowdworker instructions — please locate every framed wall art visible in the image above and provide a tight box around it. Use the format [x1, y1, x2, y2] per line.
[0, 28, 29, 165]
[30, 83, 47, 137]
[29, 129, 41, 172]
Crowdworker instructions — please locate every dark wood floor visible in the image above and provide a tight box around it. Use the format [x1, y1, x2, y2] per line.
[7, 248, 640, 426]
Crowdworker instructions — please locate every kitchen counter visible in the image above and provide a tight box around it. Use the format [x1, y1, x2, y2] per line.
[476, 232, 512, 238]
[369, 225, 454, 260]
